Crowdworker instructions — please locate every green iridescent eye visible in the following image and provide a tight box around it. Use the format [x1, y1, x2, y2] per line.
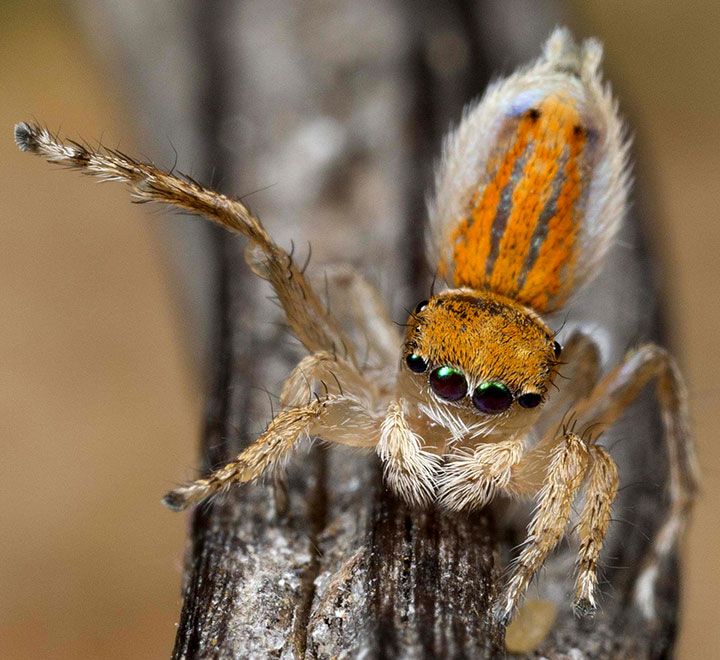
[429, 366, 468, 401]
[472, 382, 513, 414]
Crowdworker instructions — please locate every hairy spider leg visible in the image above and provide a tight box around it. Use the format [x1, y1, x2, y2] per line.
[164, 352, 378, 510]
[319, 265, 401, 370]
[14, 122, 356, 367]
[575, 444, 618, 614]
[568, 343, 699, 620]
[498, 342, 698, 622]
[496, 431, 590, 624]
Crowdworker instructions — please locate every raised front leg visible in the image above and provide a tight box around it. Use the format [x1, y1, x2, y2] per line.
[15, 122, 356, 365]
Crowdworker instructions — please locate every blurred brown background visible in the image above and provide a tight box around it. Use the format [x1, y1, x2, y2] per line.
[1, 1, 718, 658]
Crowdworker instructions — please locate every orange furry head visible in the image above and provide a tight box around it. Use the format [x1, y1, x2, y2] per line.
[401, 291, 560, 417]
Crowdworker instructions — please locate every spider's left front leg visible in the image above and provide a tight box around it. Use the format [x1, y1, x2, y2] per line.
[499, 343, 699, 623]
[494, 431, 591, 624]
[574, 443, 618, 614]
[566, 343, 699, 620]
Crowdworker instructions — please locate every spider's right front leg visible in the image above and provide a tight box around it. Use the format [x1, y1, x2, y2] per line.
[14, 123, 357, 365]
[164, 352, 379, 511]
[163, 398, 328, 511]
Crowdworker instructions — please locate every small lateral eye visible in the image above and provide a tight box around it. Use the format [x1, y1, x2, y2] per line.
[414, 299, 429, 314]
[429, 366, 467, 401]
[472, 382, 513, 414]
[405, 353, 428, 373]
[552, 340, 562, 358]
[517, 392, 543, 409]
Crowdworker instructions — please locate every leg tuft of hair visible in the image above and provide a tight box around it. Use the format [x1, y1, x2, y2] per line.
[162, 486, 198, 511]
[14, 122, 36, 152]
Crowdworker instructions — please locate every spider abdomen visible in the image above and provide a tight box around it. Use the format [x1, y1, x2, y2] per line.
[428, 28, 630, 314]
[448, 97, 588, 312]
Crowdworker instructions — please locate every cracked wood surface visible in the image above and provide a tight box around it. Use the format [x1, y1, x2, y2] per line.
[83, 1, 686, 657]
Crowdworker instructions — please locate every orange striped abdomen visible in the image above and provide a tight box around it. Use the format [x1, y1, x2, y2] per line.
[444, 96, 588, 313]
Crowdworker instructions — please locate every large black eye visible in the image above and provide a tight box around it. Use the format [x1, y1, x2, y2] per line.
[552, 340, 562, 358]
[406, 353, 428, 373]
[517, 392, 543, 409]
[429, 366, 467, 401]
[414, 299, 429, 314]
[472, 382, 513, 414]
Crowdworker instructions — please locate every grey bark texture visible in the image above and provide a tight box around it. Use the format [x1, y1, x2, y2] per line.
[78, 1, 685, 657]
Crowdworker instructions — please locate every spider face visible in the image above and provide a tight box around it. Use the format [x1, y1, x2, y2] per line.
[402, 290, 559, 417]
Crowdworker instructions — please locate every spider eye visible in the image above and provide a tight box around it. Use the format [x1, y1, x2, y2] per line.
[517, 392, 543, 409]
[429, 366, 467, 401]
[472, 382, 513, 414]
[552, 340, 562, 358]
[414, 299, 429, 314]
[405, 353, 428, 373]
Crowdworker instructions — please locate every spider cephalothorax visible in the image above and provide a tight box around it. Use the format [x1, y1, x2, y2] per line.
[393, 290, 562, 455]
[16, 26, 697, 628]
[401, 290, 559, 413]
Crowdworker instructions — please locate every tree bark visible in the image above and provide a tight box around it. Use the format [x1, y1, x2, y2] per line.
[79, 1, 685, 657]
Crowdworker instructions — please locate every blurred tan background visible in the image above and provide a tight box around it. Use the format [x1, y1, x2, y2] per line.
[1, 1, 718, 659]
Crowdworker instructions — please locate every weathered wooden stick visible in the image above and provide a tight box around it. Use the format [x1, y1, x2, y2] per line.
[78, 1, 686, 657]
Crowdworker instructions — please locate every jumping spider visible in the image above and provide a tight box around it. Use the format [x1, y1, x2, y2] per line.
[15, 28, 697, 625]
